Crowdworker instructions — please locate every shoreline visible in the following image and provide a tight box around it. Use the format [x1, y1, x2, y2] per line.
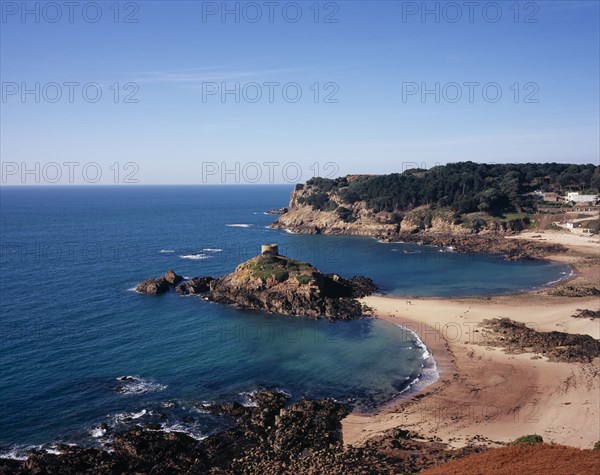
[343, 229, 600, 450]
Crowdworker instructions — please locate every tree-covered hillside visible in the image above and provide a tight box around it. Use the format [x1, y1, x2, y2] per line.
[299, 162, 600, 215]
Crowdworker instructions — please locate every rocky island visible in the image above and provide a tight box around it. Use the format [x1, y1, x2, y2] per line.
[136, 244, 376, 320]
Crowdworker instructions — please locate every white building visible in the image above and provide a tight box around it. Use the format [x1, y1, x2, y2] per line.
[565, 192, 598, 204]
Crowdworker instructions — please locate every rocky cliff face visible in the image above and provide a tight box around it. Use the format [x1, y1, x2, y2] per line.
[272, 181, 531, 238]
[271, 180, 399, 238]
[270, 181, 565, 260]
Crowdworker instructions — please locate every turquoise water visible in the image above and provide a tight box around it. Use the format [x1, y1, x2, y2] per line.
[0, 186, 569, 453]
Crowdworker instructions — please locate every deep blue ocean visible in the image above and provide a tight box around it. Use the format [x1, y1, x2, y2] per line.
[0, 186, 570, 455]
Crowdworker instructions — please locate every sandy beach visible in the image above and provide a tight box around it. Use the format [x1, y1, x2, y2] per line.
[343, 230, 600, 450]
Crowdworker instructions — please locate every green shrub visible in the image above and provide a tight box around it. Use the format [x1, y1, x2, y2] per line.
[510, 434, 543, 446]
[296, 274, 312, 285]
[593, 441, 600, 450]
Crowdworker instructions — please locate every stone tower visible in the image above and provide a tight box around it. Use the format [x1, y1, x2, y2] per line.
[261, 243, 279, 256]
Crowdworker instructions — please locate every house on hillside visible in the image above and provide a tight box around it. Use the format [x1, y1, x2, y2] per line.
[564, 192, 598, 204]
[533, 190, 560, 202]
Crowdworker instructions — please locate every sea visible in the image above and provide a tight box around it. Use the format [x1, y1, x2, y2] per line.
[0, 185, 571, 457]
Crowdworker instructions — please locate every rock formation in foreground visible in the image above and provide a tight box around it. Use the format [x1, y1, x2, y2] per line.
[0, 391, 487, 475]
[136, 245, 376, 320]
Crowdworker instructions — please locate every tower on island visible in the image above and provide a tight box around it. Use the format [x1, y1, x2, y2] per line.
[261, 243, 279, 256]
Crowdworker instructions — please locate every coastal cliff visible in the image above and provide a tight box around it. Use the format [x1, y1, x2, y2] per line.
[269, 166, 586, 259]
[272, 175, 532, 238]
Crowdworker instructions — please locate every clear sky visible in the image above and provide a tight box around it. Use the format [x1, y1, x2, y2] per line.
[1, 0, 599, 184]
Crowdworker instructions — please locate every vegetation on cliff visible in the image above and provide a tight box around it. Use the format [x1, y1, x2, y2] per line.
[300, 162, 599, 216]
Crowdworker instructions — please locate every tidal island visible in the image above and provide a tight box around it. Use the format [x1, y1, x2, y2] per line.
[136, 243, 377, 320]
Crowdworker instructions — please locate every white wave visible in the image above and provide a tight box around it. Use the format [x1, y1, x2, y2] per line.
[159, 249, 175, 253]
[115, 376, 167, 395]
[44, 446, 62, 455]
[394, 325, 439, 396]
[0, 446, 32, 461]
[202, 248, 223, 252]
[90, 426, 107, 438]
[545, 267, 574, 286]
[226, 224, 252, 228]
[178, 253, 211, 260]
[0, 444, 75, 460]
[156, 422, 207, 441]
[110, 409, 151, 423]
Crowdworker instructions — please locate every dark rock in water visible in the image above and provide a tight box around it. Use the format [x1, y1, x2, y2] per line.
[117, 376, 137, 382]
[176, 276, 214, 295]
[163, 269, 183, 286]
[136, 269, 183, 294]
[135, 277, 170, 295]
[265, 207, 288, 215]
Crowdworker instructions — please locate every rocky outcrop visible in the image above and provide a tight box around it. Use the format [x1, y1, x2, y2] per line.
[3, 390, 488, 475]
[572, 309, 600, 320]
[176, 277, 214, 295]
[547, 286, 600, 297]
[392, 232, 566, 261]
[479, 318, 600, 363]
[207, 253, 375, 319]
[265, 207, 288, 215]
[136, 254, 375, 319]
[135, 270, 183, 294]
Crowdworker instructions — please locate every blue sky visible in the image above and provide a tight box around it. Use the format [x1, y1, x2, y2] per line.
[1, 0, 599, 184]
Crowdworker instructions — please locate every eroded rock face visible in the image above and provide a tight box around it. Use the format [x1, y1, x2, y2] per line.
[135, 269, 183, 294]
